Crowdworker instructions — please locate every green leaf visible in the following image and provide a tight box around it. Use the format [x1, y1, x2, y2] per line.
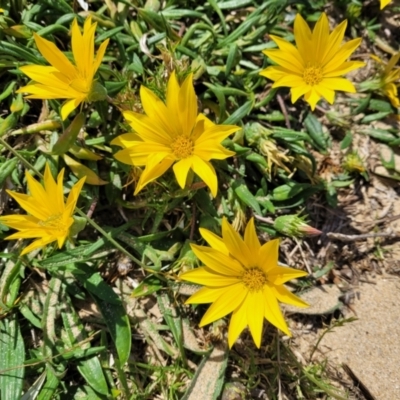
[340, 131, 353, 150]
[181, 343, 228, 400]
[233, 181, 262, 214]
[360, 111, 391, 123]
[51, 112, 85, 155]
[95, 298, 131, 365]
[0, 316, 25, 400]
[77, 357, 109, 396]
[61, 292, 109, 395]
[75, 268, 131, 365]
[304, 112, 329, 153]
[223, 96, 254, 125]
[37, 367, 60, 400]
[131, 276, 163, 297]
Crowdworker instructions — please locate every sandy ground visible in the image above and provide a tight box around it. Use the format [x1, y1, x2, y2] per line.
[294, 275, 400, 400]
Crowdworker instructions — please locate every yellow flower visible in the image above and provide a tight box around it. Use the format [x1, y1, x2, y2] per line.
[180, 218, 308, 348]
[0, 164, 85, 255]
[260, 13, 365, 110]
[381, 0, 391, 9]
[372, 53, 400, 107]
[17, 17, 109, 120]
[111, 72, 239, 197]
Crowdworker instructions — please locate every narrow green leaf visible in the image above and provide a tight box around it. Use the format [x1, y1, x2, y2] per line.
[0, 316, 25, 400]
[304, 113, 329, 151]
[223, 96, 254, 125]
[75, 269, 131, 365]
[51, 112, 85, 155]
[233, 181, 262, 214]
[181, 343, 228, 400]
[37, 367, 60, 400]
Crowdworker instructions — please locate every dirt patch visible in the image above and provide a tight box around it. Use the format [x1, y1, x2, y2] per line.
[294, 275, 400, 400]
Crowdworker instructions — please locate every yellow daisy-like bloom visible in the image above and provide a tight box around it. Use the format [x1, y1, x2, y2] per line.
[0, 164, 85, 255]
[180, 218, 308, 348]
[372, 53, 400, 107]
[381, 0, 391, 9]
[17, 17, 109, 120]
[260, 13, 365, 110]
[111, 72, 239, 197]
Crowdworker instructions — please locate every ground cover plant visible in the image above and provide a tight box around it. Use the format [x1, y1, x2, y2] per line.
[0, 0, 399, 399]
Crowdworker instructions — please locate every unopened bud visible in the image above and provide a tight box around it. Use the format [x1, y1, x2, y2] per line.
[274, 215, 321, 238]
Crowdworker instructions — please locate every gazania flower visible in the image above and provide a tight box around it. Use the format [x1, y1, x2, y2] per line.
[17, 17, 109, 120]
[260, 13, 365, 110]
[180, 218, 308, 348]
[371, 53, 400, 107]
[0, 164, 85, 255]
[381, 0, 391, 9]
[111, 72, 239, 197]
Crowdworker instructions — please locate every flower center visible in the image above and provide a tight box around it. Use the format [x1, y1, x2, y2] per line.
[171, 135, 194, 159]
[242, 267, 267, 292]
[303, 64, 323, 86]
[38, 213, 66, 232]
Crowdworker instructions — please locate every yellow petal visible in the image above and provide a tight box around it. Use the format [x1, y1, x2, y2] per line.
[93, 38, 110, 74]
[272, 74, 306, 88]
[65, 176, 86, 212]
[190, 244, 244, 275]
[221, 217, 253, 268]
[271, 285, 309, 308]
[111, 132, 142, 147]
[0, 215, 41, 232]
[321, 19, 347, 66]
[323, 38, 362, 74]
[172, 157, 193, 189]
[190, 155, 218, 197]
[113, 148, 149, 166]
[199, 228, 229, 255]
[33, 33, 77, 79]
[18, 65, 67, 88]
[194, 142, 235, 162]
[199, 283, 247, 326]
[315, 84, 335, 104]
[246, 291, 265, 348]
[123, 110, 171, 145]
[258, 239, 279, 273]
[61, 98, 83, 121]
[178, 73, 197, 135]
[228, 300, 248, 348]
[259, 65, 287, 81]
[195, 124, 239, 146]
[263, 284, 290, 336]
[319, 77, 356, 93]
[134, 153, 174, 194]
[20, 236, 57, 256]
[311, 13, 330, 64]
[268, 35, 304, 67]
[293, 14, 312, 59]
[180, 266, 241, 287]
[185, 286, 228, 304]
[323, 61, 365, 77]
[380, 0, 391, 9]
[140, 86, 176, 137]
[243, 218, 261, 266]
[268, 266, 308, 285]
[43, 164, 64, 213]
[18, 82, 80, 99]
[263, 49, 303, 74]
[303, 88, 321, 110]
[291, 85, 311, 103]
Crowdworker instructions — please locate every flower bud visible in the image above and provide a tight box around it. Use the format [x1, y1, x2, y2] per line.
[273, 215, 321, 238]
